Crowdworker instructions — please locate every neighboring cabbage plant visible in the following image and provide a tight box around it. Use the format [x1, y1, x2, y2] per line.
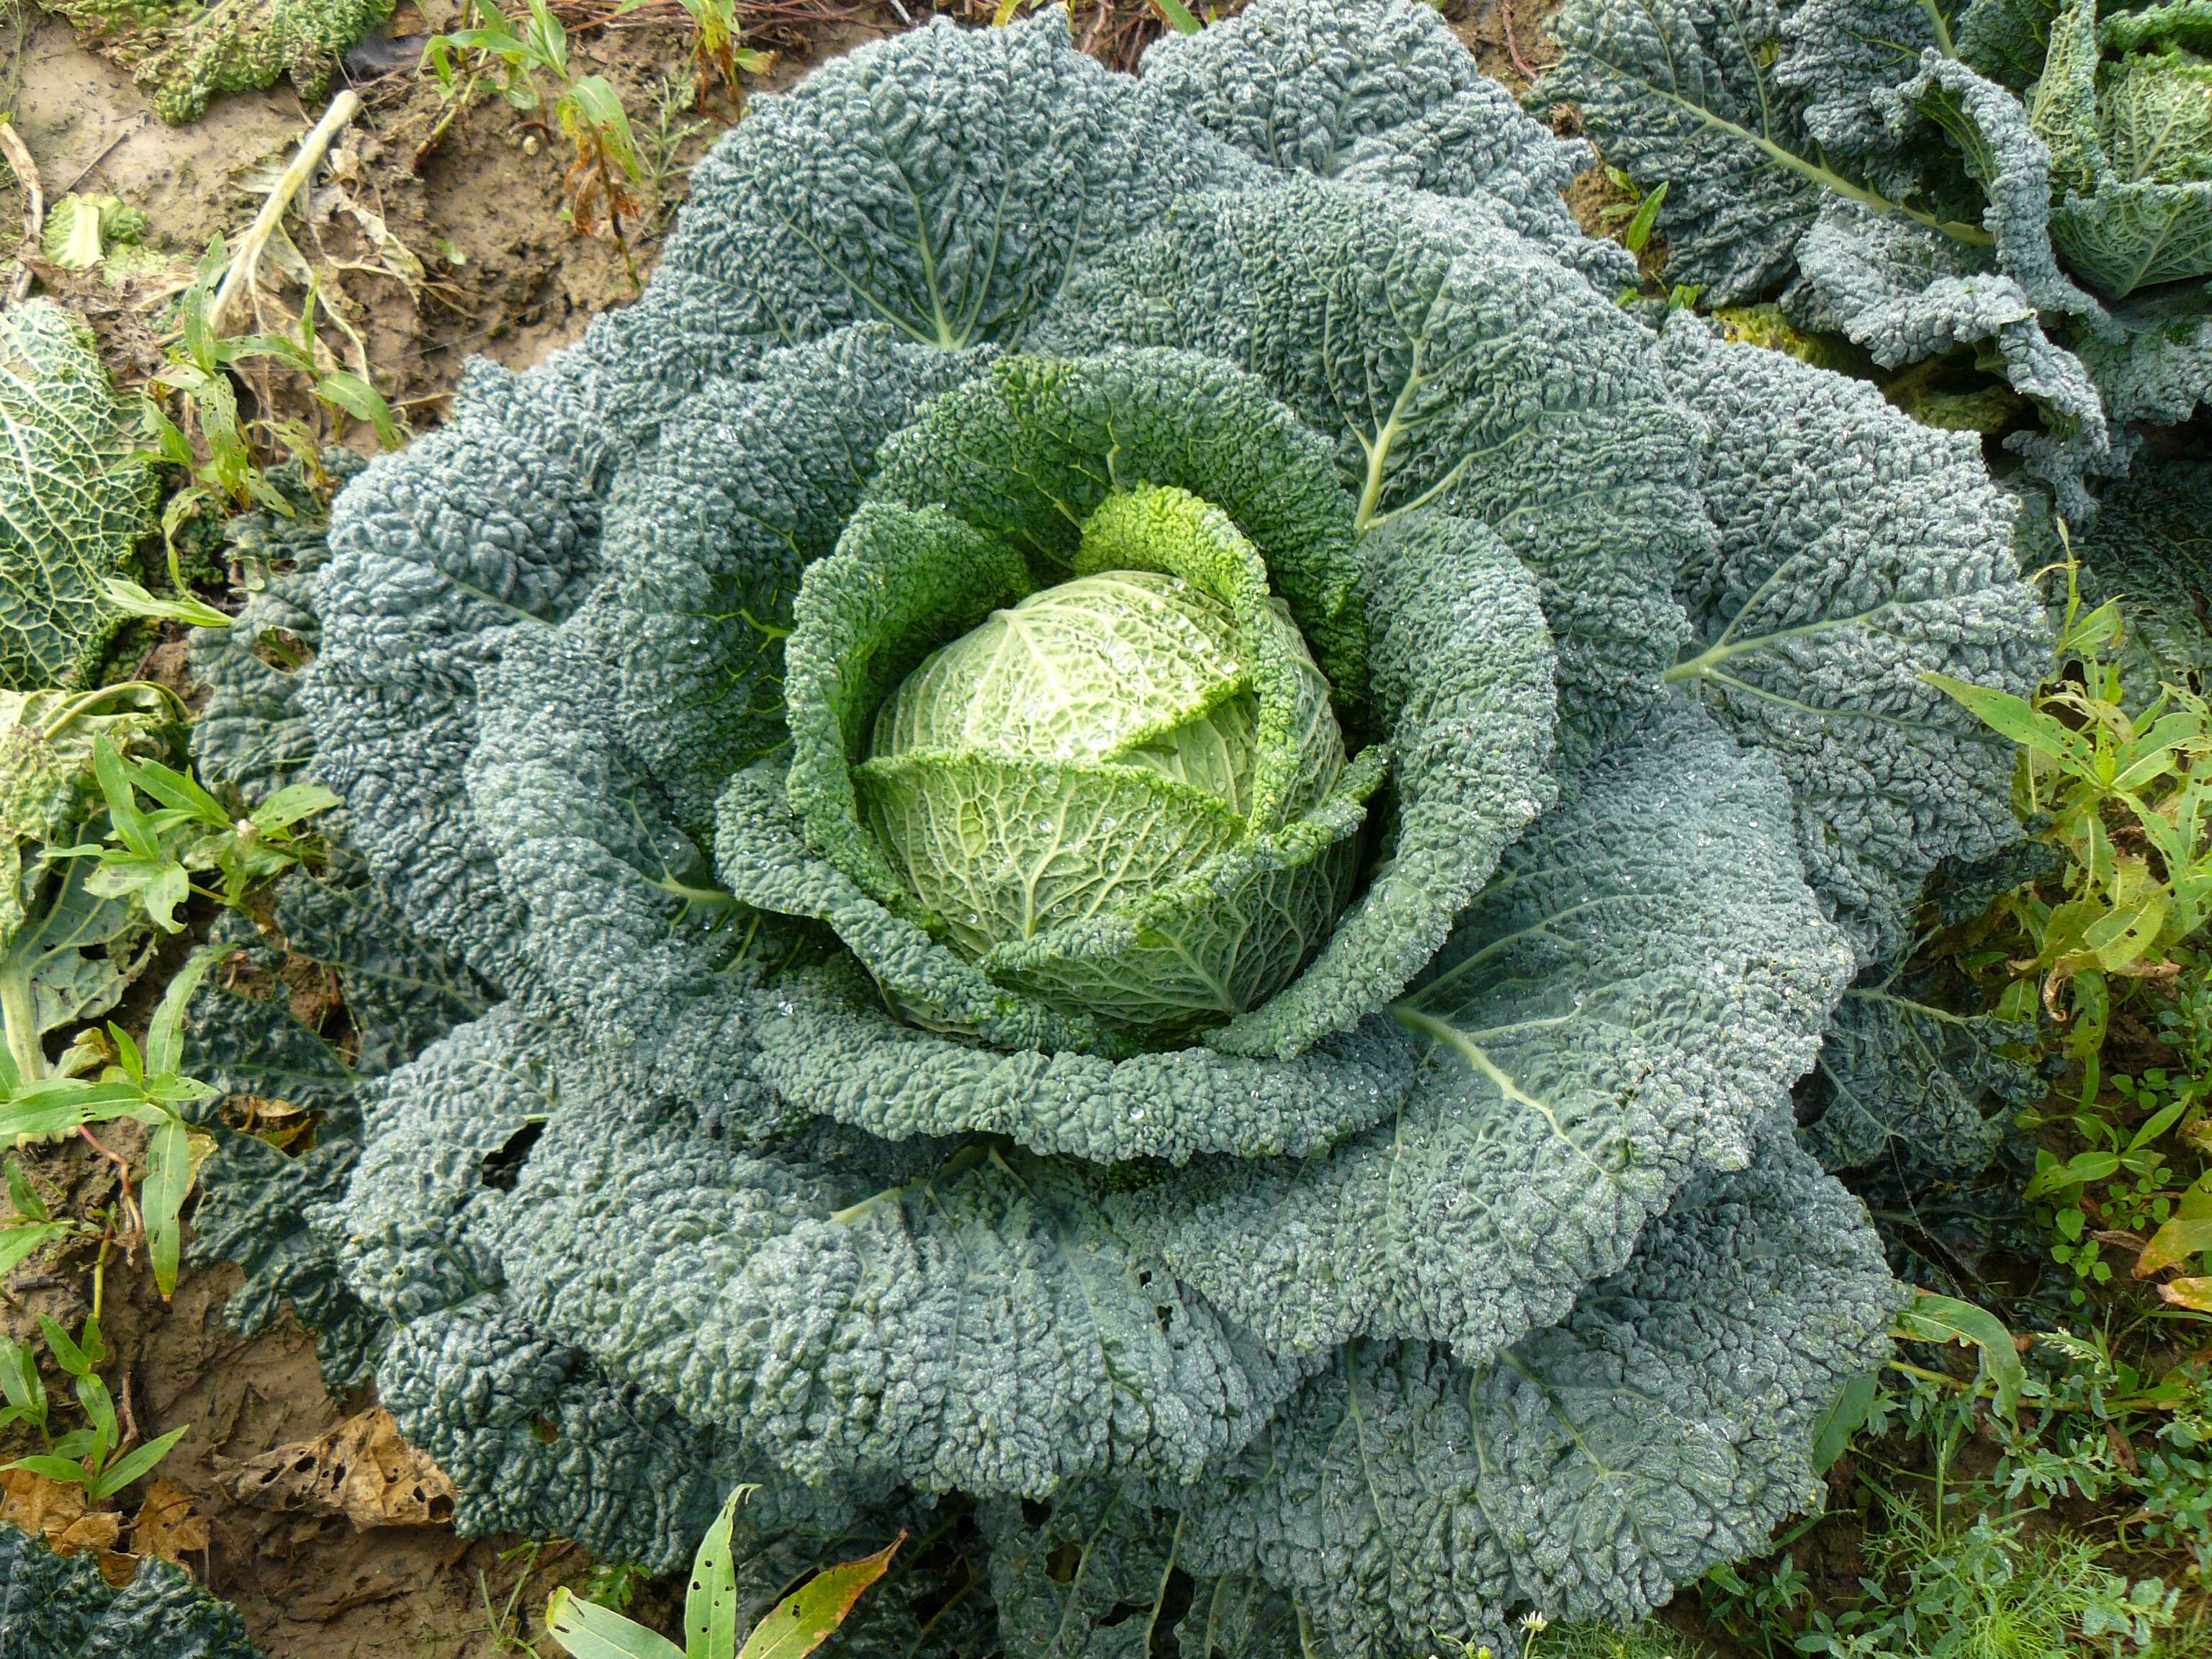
[37, 0, 391, 122]
[0, 1516, 261, 1659]
[2036, 0, 2212, 296]
[0, 682, 179, 1085]
[186, 3, 2050, 1653]
[0, 301, 157, 688]
[1538, 0, 2212, 518]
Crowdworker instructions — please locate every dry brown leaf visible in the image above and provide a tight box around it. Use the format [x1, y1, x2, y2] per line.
[222, 1094, 315, 1149]
[231, 1095, 306, 1121]
[2, 1466, 135, 1583]
[1, 1465, 89, 1537]
[53, 1507, 122, 1552]
[215, 1406, 457, 1529]
[130, 1476, 210, 1566]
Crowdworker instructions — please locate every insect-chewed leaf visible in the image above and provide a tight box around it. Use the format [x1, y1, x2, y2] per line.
[736, 1534, 904, 1659]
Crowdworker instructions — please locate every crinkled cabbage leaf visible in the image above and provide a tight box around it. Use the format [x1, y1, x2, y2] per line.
[187, 2, 2052, 1647]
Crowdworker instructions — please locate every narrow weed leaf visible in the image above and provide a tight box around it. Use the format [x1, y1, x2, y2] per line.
[684, 1483, 752, 1659]
[546, 1586, 687, 1659]
[148, 950, 217, 1078]
[0, 1222, 71, 1278]
[5, 1161, 48, 1223]
[93, 1423, 191, 1501]
[1897, 1290, 2026, 1418]
[143, 1115, 192, 1298]
[734, 1533, 904, 1659]
[1812, 1370, 1879, 1473]
[102, 577, 234, 629]
[1622, 179, 1669, 253]
[38, 1316, 91, 1379]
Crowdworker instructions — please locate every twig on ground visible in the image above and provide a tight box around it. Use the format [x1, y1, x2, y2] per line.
[0, 120, 46, 307]
[58, 120, 145, 199]
[117, 1365, 140, 1447]
[208, 91, 364, 337]
[1498, 0, 1538, 83]
[78, 1125, 143, 1238]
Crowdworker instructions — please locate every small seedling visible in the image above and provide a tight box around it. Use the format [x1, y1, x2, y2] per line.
[0, 1159, 96, 1280]
[0, 958, 220, 1298]
[61, 734, 338, 930]
[1596, 170, 1670, 256]
[137, 240, 403, 606]
[426, 0, 648, 280]
[616, 0, 771, 111]
[546, 1483, 901, 1659]
[0, 1317, 189, 1503]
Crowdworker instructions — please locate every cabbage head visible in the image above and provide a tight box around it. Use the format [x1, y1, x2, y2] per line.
[192, 2, 2052, 1653]
[2033, 0, 2212, 295]
[842, 547, 1369, 1038]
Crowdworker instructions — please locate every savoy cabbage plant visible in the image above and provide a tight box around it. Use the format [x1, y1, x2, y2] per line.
[186, 2, 2052, 1651]
[1538, 0, 2212, 517]
[0, 1516, 261, 1658]
[37, 0, 393, 122]
[0, 301, 157, 690]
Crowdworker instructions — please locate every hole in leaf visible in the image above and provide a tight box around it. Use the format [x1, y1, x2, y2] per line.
[480, 1120, 546, 1192]
[1791, 1070, 1829, 1130]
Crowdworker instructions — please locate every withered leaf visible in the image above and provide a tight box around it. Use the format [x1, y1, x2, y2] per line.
[215, 1406, 457, 1529]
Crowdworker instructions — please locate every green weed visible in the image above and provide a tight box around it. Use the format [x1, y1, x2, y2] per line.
[117, 235, 402, 628]
[615, 0, 770, 112]
[59, 735, 337, 929]
[0, 958, 217, 1298]
[425, 0, 647, 281]
[544, 1483, 899, 1659]
[0, 1316, 189, 1503]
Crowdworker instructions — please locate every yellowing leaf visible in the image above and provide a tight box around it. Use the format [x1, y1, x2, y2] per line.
[735, 1533, 905, 1659]
[2083, 892, 2167, 971]
[2136, 1215, 2212, 1277]
[1925, 673, 2092, 773]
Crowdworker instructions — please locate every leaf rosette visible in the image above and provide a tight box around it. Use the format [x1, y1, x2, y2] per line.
[1539, 0, 2212, 517]
[197, 1, 2052, 1652]
[750, 355, 1395, 1052]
